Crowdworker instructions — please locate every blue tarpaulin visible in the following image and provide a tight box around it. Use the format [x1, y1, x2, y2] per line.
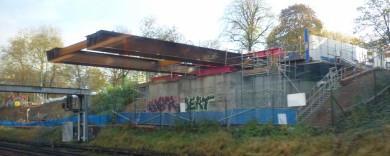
[0, 108, 297, 127]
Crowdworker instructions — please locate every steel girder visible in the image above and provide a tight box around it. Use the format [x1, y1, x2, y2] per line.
[47, 49, 197, 74]
[47, 30, 242, 74]
[0, 84, 91, 95]
[86, 30, 242, 66]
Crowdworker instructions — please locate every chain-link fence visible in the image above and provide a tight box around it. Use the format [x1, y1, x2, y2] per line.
[308, 69, 390, 127]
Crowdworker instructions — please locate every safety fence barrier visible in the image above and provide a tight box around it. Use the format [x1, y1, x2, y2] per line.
[0, 108, 297, 127]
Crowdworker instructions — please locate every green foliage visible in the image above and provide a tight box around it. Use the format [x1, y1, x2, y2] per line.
[267, 4, 322, 51]
[244, 122, 283, 137]
[355, 0, 390, 47]
[1, 25, 64, 87]
[174, 120, 220, 133]
[90, 82, 137, 114]
[85, 67, 107, 91]
[337, 90, 390, 132]
[30, 127, 62, 146]
[320, 29, 363, 46]
[232, 119, 315, 139]
[0, 126, 42, 141]
[89, 121, 323, 155]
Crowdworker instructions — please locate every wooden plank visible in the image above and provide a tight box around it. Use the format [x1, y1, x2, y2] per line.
[242, 68, 268, 75]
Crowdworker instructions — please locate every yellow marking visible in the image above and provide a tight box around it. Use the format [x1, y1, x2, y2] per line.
[60, 40, 87, 55]
[159, 60, 181, 67]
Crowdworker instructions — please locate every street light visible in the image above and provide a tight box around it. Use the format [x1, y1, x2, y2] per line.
[27, 108, 30, 123]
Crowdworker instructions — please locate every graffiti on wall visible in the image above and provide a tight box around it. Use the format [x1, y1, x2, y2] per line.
[3, 93, 26, 107]
[147, 96, 182, 112]
[185, 95, 215, 111]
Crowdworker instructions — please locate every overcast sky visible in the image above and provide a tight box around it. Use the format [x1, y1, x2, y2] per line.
[0, 0, 365, 49]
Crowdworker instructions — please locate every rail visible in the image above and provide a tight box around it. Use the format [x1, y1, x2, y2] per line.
[298, 67, 344, 121]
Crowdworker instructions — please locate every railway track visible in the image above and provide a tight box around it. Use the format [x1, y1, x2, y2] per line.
[0, 140, 175, 156]
[0, 141, 86, 156]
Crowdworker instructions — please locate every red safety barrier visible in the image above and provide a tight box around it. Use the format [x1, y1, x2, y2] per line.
[247, 47, 284, 59]
[195, 66, 234, 77]
[151, 74, 180, 83]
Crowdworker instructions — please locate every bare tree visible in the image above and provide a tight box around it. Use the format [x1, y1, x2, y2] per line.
[199, 39, 222, 50]
[106, 26, 132, 86]
[355, 0, 390, 48]
[222, 0, 274, 52]
[138, 16, 187, 82]
[139, 16, 185, 42]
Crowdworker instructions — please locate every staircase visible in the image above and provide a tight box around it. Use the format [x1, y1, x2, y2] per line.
[297, 67, 344, 121]
[297, 56, 369, 122]
[339, 57, 366, 70]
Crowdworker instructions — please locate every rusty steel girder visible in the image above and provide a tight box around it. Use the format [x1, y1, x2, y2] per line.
[47, 48, 197, 74]
[86, 30, 242, 66]
[46, 30, 243, 75]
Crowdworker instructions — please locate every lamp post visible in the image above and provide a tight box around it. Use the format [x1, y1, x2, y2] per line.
[27, 108, 30, 123]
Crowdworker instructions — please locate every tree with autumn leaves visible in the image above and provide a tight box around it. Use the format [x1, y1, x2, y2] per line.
[0, 25, 107, 91]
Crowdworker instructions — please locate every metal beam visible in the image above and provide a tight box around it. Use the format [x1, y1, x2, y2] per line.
[86, 30, 242, 66]
[0, 85, 90, 143]
[61, 40, 87, 55]
[58, 50, 159, 71]
[0, 84, 91, 95]
[46, 41, 87, 63]
[47, 49, 197, 74]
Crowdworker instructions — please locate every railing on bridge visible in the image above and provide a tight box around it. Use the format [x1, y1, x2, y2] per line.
[0, 72, 92, 89]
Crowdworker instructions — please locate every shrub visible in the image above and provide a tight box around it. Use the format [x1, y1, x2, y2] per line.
[90, 82, 137, 114]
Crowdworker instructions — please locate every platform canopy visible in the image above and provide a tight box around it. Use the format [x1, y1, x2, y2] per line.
[47, 30, 242, 74]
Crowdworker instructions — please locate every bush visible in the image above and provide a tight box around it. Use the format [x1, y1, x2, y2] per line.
[174, 120, 220, 133]
[90, 82, 137, 114]
[232, 119, 315, 139]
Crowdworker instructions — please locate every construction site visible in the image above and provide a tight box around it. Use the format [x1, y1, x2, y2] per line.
[0, 29, 389, 147]
[43, 29, 390, 127]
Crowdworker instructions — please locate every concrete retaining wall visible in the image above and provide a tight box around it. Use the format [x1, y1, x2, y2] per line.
[145, 63, 332, 113]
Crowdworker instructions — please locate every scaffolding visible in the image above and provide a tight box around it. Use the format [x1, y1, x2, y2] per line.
[43, 30, 389, 125]
[129, 41, 312, 126]
[132, 36, 386, 125]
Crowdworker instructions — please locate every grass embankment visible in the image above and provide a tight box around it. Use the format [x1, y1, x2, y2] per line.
[0, 126, 61, 145]
[0, 121, 390, 155]
[88, 121, 390, 155]
[1, 91, 390, 155]
[88, 90, 390, 155]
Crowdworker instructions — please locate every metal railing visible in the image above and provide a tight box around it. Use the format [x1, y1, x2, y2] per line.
[298, 67, 344, 121]
[0, 72, 92, 89]
[339, 57, 366, 70]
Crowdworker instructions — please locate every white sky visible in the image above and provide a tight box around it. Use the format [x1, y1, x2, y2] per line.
[0, 0, 365, 49]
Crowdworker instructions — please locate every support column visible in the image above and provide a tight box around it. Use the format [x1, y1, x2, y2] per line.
[304, 29, 310, 63]
[83, 95, 89, 142]
[77, 103, 82, 142]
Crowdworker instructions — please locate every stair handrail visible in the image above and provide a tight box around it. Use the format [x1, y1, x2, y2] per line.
[339, 57, 365, 70]
[298, 67, 344, 119]
[298, 77, 332, 118]
[305, 67, 337, 99]
[298, 65, 368, 121]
